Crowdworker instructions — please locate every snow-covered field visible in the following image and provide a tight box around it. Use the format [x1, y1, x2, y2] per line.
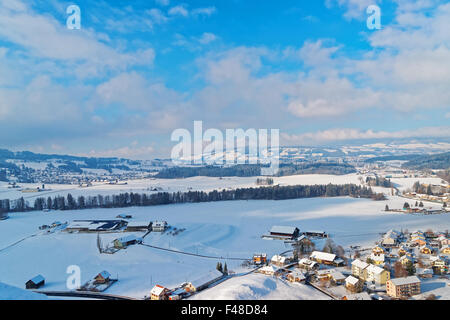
[0, 192, 449, 299]
[189, 273, 331, 300]
[0, 174, 448, 299]
[0, 174, 365, 202]
[1, 172, 445, 203]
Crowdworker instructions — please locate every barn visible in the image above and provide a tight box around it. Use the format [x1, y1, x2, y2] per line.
[113, 235, 143, 249]
[269, 226, 300, 239]
[126, 221, 152, 232]
[25, 275, 45, 289]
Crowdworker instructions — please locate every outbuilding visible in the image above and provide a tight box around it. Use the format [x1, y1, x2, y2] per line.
[25, 275, 45, 289]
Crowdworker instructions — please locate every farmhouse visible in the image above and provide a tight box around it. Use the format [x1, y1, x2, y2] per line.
[258, 265, 278, 276]
[151, 285, 169, 300]
[345, 276, 362, 293]
[372, 246, 385, 255]
[310, 251, 344, 266]
[94, 271, 111, 284]
[298, 258, 319, 271]
[252, 254, 267, 265]
[185, 270, 224, 292]
[113, 235, 143, 249]
[317, 270, 346, 284]
[386, 276, 421, 298]
[25, 275, 45, 289]
[370, 253, 385, 265]
[269, 226, 300, 239]
[126, 221, 152, 232]
[286, 270, 306, 283]
[419, 245, 433, 255]
[270, 255, 288, 267]
[441, 245, 450, 254]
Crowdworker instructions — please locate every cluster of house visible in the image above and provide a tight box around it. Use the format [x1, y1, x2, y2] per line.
[149, 270, 225, 300]
[404, 190, 450, 207]
[347, 229, 449, 298]
[256, 250, 346, 286]
[380, 229, 450, 274]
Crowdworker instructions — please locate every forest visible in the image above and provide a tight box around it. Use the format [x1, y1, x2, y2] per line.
[0, 183, 381, 214]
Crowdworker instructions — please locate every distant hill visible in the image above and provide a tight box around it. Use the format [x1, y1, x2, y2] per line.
[401, 152, 450, 170]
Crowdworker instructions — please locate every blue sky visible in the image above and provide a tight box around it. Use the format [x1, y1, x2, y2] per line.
[0, 0, 449, 158]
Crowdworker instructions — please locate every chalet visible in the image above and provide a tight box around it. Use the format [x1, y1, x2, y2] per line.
[436, 235, 450, 247]
[269, 226, 300, 239]
[185, 270, 224, 292]
[351, 259, 369, 279]
[310, 251, 344, 266]
[345, 276, 362, 293]
[399, 255, 414, 266]
[152, 221, 168, 232]
[150, 285, 169, 300]
[258, 265, 277, 276]
[372, 246, 385, 255]
[419, 245, 433, 255]
[286, 270, 306, 283]
[270, 255, 288, 267]
[25, 275, 45, 289]
[370, 253, 385, 265]
[386, 276, 421, 298]
[252, 254, 267, 265]
[412, 238, 427, 247]
[430, 256, 448, 274]
[317, 270, 346, 284]
[298, 258, 319, 271]
[94, 271, 111, 284]
[381, 230, 401, 247]
[441, 245, 450, 254]
[113, 235, 143, 249]
[398, 246, 408, 256]
[126, 221, 152, 232]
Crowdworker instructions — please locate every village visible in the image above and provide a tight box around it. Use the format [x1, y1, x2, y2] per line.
[21, 219, 450, 300]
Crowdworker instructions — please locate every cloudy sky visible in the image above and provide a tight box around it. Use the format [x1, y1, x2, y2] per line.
[0, 0, 449, 159]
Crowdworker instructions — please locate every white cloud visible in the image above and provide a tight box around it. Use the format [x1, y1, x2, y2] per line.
[281, 127, 450, 145]
[325, 0, 380, 20]
[198, 32, 218, 44]
[192, 7, 217, 17]
[0, 1, 155, 78]
[168, 5, 189, 17]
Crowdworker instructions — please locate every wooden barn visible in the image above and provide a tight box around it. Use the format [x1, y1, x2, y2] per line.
[113, 235, 143, 249]
[25, 275, 45, 289]
[269, 226, 300, 239]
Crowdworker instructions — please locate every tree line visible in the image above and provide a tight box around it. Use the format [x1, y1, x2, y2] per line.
[1, 183, 380, 214]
